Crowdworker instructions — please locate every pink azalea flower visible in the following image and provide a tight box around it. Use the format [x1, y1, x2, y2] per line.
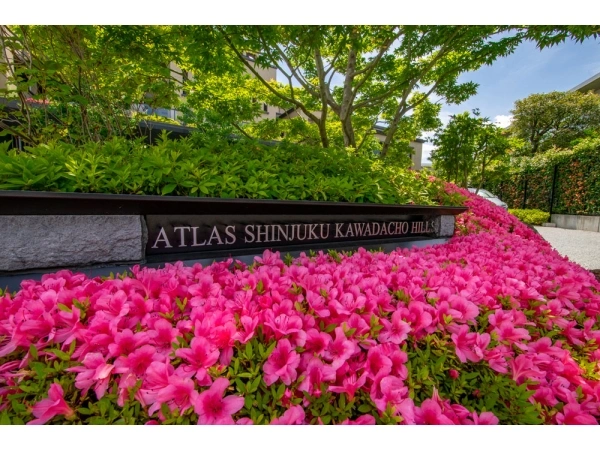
[339, 414, 376, 425]
[233, 315, 259, 344]
[323, 327, 357, 370]
[156, 375, 198, 414]
[555, 402, 599, 425]
[450, 325, 490, 363]
[379, 310, 411, 344]
[414, 399, 455, 425]
[114, 344, 160, 377]
[194, 377, 244, 425]
[271, 405, 305, 425]
[304, 329, 333, 357]
[328, 372, 367, 401]
[509, 354, 545, 385]
[28, 383, 75, 425]
[298, 358, 336, 397]
[236, 418, 254, 425]
[175, 337, 219, 384]
[67, 352, 114, 399]
[370, 375, 408, 412]
[107, 329, 150, 358]
[148, 318, 181, 349]
[464, 411, 499, 425]
[263, 339, 300, 386]
[139, 361, 173, 412]
[365, 345, 392, 379]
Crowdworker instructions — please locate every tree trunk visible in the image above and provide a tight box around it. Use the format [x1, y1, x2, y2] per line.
[340, 46, 357, 148]
[318, 111, 329, 148]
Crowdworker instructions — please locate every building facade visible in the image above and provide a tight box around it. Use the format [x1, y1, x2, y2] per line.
[570, 72, 600, 95]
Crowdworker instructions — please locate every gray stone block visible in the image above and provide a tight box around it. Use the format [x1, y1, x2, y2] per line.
[432, 215, 455, 237]
[0, 215, 144, 272]
[551, 214, 578, 230]
[576, 216, 600, 232]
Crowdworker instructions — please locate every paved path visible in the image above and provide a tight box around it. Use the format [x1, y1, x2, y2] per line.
[535, 226, 600, 270]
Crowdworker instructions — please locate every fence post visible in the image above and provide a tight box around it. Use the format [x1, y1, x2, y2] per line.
[549, 164, 558, 216]
[522, 176, 528, 209]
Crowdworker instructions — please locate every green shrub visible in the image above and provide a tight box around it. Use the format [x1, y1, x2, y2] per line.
[0, 133, 457, 206]
[508, 209, 550, 225]
[485, 136, 600, 215]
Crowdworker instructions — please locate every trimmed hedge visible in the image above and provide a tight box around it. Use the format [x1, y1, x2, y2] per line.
[508, 209, 550, 226]
[484, 136, 600, 215]
[0, 134, 457, 207]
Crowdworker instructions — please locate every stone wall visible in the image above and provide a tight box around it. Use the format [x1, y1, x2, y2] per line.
[0, 214, 456, 274]
[0, 215, 146, 272]
[551, 214, 600, 232]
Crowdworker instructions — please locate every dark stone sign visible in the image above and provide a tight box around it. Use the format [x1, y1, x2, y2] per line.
[0, 191, 467, 265]
[146, 214, 438, 256]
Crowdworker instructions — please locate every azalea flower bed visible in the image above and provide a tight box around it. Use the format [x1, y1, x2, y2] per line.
[1, 186, 599, 425]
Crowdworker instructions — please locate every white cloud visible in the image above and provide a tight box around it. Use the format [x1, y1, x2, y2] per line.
[494, 114, 513, 128]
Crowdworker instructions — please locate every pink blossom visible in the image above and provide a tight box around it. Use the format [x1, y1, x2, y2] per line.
[555, 402, 598, 425]
[107, 329, 150, 357]
[465, 411, 499, 425]
[263, 339, 300, 386]
[298, 357, 336, 397]
[379, 310, 411, 344]
[271, 405, 305, 425]
[365, 345, 392, 379]
[194, 378, 244, 425]
[28, 383, 75, 425]
[175, 337, 219, 384]
[328, 372, 367, 401]
[67, 352, 114, 399]
[323, 327, 356, 370]
[114, 344, 160, 377]
[339, 414, 376, 425]
[156, 375, 198, 414]
[414, 399, 455, 425]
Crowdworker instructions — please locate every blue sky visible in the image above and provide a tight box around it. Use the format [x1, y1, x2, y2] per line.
[421, 36, 600, 163]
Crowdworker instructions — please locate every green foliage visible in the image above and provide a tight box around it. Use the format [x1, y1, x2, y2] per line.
[0, 133, 456, 206]
[508, 209, 550, 225]
[0, 26, 189, 146]
[509, 91, 600, 156]
[200, 25, 598, 153]
[485, 135, 600, 214]
[431, 109, 510, 188]
[404, 334, 543, 425]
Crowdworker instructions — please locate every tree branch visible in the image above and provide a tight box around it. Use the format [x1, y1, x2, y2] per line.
[216, 27, 322, 125]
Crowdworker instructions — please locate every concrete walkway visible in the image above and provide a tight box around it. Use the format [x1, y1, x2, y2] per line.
[535, 226, 600, 270]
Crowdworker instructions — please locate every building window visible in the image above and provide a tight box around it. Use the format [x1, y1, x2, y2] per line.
[263, 103, 268, 113]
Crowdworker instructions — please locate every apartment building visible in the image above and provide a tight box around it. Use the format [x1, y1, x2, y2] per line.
[570, 71, 600, 95]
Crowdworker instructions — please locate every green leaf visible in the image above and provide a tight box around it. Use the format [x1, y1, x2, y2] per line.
[29, 344, 38, 360]
[245, 342, 253, 360]
[0, 410, 11, 425]
[47, 348, 71, 361]
[57, 303, 72, 312]
[161, 183, 177, 195]
[358, 404, 372, 413]
[276, 384, 286, 400]
[265, 341, 277, 358]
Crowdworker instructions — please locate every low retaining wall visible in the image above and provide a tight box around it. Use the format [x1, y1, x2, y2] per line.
[551, 214, 600, 232]
[0, 191, 466, 281]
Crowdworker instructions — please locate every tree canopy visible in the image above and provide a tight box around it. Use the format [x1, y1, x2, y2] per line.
[431, 110, 510, 188]
[1, 25, 599, 161]
[509, 90, 600, 156]
[192, 25, 599, 156]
